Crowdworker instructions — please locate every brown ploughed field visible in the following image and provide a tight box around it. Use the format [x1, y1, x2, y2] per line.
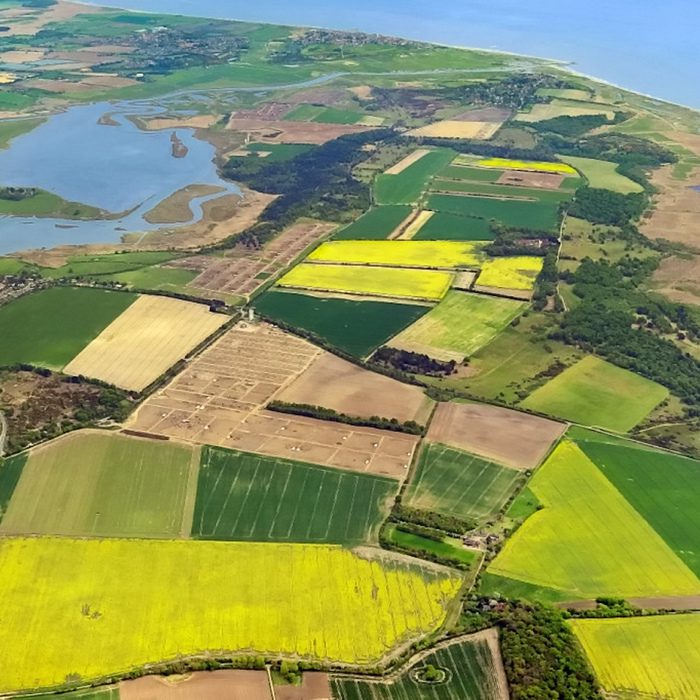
[496, 171, 565, 189]
[427, 401, 566, 470]
[226, 117, 374, 145]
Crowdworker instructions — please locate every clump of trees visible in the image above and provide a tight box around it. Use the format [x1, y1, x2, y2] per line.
[569, 188, 647, 226]
[373, 347, 456, 377]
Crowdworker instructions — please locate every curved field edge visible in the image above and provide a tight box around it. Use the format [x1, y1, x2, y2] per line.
[0, 538, 462, 694]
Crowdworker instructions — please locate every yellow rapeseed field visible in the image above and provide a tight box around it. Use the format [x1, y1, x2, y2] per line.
[307, 241, 485, 268]
[0, 538, 461, 693]
[571, 615, 700, 700]
[477, 257, 544, 291]
[277, 263, 453, 301]
[476, 158, 577, 174]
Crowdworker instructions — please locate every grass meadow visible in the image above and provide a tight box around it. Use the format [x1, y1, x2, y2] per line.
[412, 211, 495, 241]
[405, 442, 521, 522]
[331, 635, 504, 700]
[520, 356, 669, 432]
[559, 155, 644, 194]
[333, 205, 412, 240]
[572, 615, 700, 700]
[375, 149, 454, 204]
[277, 263, 453, 301]
[386, 525, 478, 566]
[192, 447, 398, 544]
[427, 194, 560, 231]
[0, 432, 195, 539]
[254, 290, 428, 357]
[0, 538, 461, 692]
[488, 441, 700, 599]
[577, 438, 700, 575]
[390, 291, 525, 362]
[0, 287, 136, 369]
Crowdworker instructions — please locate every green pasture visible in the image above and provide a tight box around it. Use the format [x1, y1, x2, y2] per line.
[520, 356, 669, 432]
[0, 287, 136, 369]
[559, 155, 644, 194]
[38, 252, 179, 279]
[405, 442, 521, 522]
[0, 189, 102, 219]
[0, 118, 44, 150]
[333, 205, 412, 240]
[386, 525, 478, 566]
[375, 149, 454, 205]
[412, 211, 495, 241]
[246, 142, 313, 162]
[254, 290, 428, 357]
[192, 447, 398, 544]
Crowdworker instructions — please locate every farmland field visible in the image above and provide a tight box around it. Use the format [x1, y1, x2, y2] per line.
[191, 446, 398, 543]
[254, 290, 428, 357]
[571, 615, 700, 700]
[440, 164, 504, 182]
[476, 257, 544, 291]
[575, 437, 700, 575]
[375, 149, 454, 204]
[559, 155, 644, 193]
[412, 211, 495, 241]
[246, 142, 313, 162]
[515, 101, 616, 123]
[386, 525, 479, 566]
[64, 295, 229, 392]
[0, 432, 196, 538]
[307, 241, 485, 269]
[430, 179, 572, 203]
[475, 158, 577, 174]
[520, 356, 669, 432]
[405, 442, 521, 521]
[333, 206, 413, 240]
[389, 291, 525, 362]
[0, 538, 462, 692]
[331, 631, 507, 700]
[276, 263, 453, 301]
[408, 119, 502, 140]
[0, 454, 26, 524]
[427, 194, 560, 231]
[487, 440, 700, 599]
[0, 287, 136, 369]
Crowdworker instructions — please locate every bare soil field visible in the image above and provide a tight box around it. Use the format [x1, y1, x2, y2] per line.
[278, 352, 434, 424]
[127, 322, 417, 477]
[1, 0, 101, 36]
[0, 49, 46, 62]
[641, 165, 700, 247]
[64, 296, 228, 392]
[181, 221, 335, 298]
[144, 184, 225, 225]
[427, 401, 566, 470]
[453, 107, 511, 123]
[286, 88, 349, 105]
[497, 171, 565, 189]
[144, 115, 220, 131]
[226, 117, 374, 145]
[276, 673, 332, 700]
[472, 285, 533, 301]
[77, 74, 140, 89]
[651, 254, 700, 305]
[385, 149, 431, 175]
[120, 671, 272, 700]
[349, 85, 373, 100]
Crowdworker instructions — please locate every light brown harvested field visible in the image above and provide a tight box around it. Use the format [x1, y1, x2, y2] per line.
[349, 85, 373, 100]
[144, 184, 225, 224]
[120, 670, 272, 700]
[144, 114, 220, 131]
[127, 322, 418, 477]
[427, 401, 566, 470]
[285, 88, 349, 106]
[408, 121, 502, 140]
[275, 673, 331, 700]
[64, 296, 228, 392]
[0, 49, 45, 62]
[397, 210, 433, 240]
[452, 270, 478, 290]
[641, 164, 700, 247]
[77, 74, 140, 89]
[496, 170, 566, 189]
[23, 78, 94, 93]
[472, 285, 533, 301]
[515, 102, 616, 123]
[650, 254, 700, 305]
[1, 0, 101, 36]
[226, 117, 375, 145]
[278, 352, 434, 424]
[385, 149, 431, 175]
[183, 221, 336, 298]
[453, 107, 511, 123]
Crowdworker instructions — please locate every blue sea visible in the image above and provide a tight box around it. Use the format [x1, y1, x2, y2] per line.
[90, 0, 700, 109]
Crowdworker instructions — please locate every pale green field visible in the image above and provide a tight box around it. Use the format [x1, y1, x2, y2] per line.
[389, 291, 524, 361]
[520, 356, 668, 432]
[488, 441, 700, 599]
[277, 263, 453, 301]
[572, 615, 700, 700]
[559, 155, 644, 194]
[307, 240, 485, 269]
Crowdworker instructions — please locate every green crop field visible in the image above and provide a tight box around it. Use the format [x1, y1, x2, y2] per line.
[102, 265, 198, 293]
[37, 251, 178, 279]
[375, 149, 454, 204]
[283, 103, 325, 121]
[0, 455, 26, 524]
[331, 635, 504, 700]
[254, 290, 428, 357]
[520, 356, 669, 432]
[430, 178, 572, 203]
[559, 155, 644, 194]
[488, 440, 700, 599]
[0, 287, 136, 369]
[0, 432, 196, 538]
[412, 212, 495, 241]
[333, 205, 413, 240]
[390, 291, 525, 362]
[246, 142, 313, 162]
[405, 442, 521, 522]
[572, 615, 700, 700]
[386, 525, 479, 566]
[192, 447, 398, 544]
[313, 107, 363, 124]
[427, 193, 561, 231]
[439, 164, 504, 182]
[575, 437, 700, 576]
